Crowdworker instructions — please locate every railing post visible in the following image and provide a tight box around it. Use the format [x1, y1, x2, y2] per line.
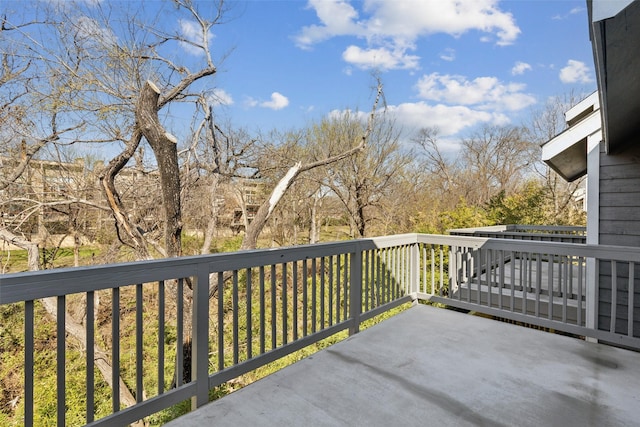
[410, 242, 419, 302]
[192, 263, 210, 410]
[586, 257, 598, 341]
[349, 243, 362, 335]
[449, 246, 458, 296]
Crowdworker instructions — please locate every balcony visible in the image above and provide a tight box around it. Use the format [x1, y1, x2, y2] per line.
[1, 231, 639, 426]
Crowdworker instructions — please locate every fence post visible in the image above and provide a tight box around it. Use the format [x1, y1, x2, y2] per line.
[349, 243, 363, 335]
[410, 242, 419, 302]
[586, 257, 598, 342]
[192, 263, 210, 409]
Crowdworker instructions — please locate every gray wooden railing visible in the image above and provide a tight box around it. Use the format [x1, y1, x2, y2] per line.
[1, 233, 639, 426]
[449, 224, 587, 243]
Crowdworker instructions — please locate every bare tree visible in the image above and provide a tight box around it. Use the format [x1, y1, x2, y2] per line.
[0, 3, 230, 422]
[525, 93, 587, 223]
[459, 125, 535, 206]
[413, 126, 459, 203]
[313, 111, 409, 238]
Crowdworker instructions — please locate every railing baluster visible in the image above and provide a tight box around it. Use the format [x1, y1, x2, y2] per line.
[453, 247, 460, 300]
[380, 249, 386, 304]
[271, 265, 277, 350]
[335, 256, 341, 323]
[246, 268, 253, 360]
[193, 263, 211, 409]
[343, 254, 349, 321]
[374, 251, 380, 305]
[510, 251, 515, 312]
[422, 245, 436, 296]
[282, 262, 288, 345]
[498, 250, 505, 310]
[157, 282, 165, 394]
[569, 255, 574, 296]
[399, 246, 403, 298]
[177, 278, 184, 384]
[381, 248, 393, 304]
[535, 253, 542, 317]
[293, 261, 298, 341]
[260, 266, 266, 354]
[487, 249, 496, 307]
[217, 273, 224, 372]
[548, 255, 554, 321]
[476, 249, 482, 305]
[303, 259, 308, 337]
[398, 247, 403, 298]
[25, 300, 34, 427]
[320, 257, 326, 328]
[86, 291, 95, 423]
[384, 249, 388, 303]
[391, 248, 396, 301]
[430, 246, 435, 296]
[522, 253, 528, 315]
[112, 287, 120, 412]
[57, 296, 66, 427]
[233, 270, 239, 364]
[349, 246, 362, 335]
[364, 251, 370, 312]
[136, 283, 143, 403]
[328, 255, 334, 326]
[439, 247, 444, 297]
[421, 246, 425, 295]
[311, 258, 317, 333]
[562, 257, 568, 323]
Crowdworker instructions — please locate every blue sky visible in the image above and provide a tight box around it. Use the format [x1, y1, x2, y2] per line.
[6, 0, 597, 153]
[199, 0, 596, 149]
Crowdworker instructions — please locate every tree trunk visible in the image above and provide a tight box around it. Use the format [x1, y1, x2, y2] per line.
[239, 79, 384, 251]
[241, 162, 302, 250]
[99, 129, 152, 260]
[136, 80, 182, 258]
[200, 175, 220, 255]
[309, 193, 320, 244]
[0, 228, 40, 271]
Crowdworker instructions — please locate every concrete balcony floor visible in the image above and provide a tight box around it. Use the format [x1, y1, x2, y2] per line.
[166, 304, 640, 427]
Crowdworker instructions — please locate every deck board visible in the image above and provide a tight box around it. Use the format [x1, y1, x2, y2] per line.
[166, 304, 640, 426]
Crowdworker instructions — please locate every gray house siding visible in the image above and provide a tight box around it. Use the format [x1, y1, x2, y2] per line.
[598, 261, 640, 337]
[598, 144, 640, 247]
[598, 144, 640, 338]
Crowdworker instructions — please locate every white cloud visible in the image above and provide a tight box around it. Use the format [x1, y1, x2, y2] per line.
[328, 99, 511, 141]
[244, 97, 259, 108]
[552, 6, 585, 20]
[415, 72, 536, 111]
[342, 45, 419, 70]
[179, 19, 214, 56]
[440, 48, 456, 62]
[208, 88, 233, 106]
[74, 16, 117, 49]
[295, 0, 364, 49]
[385, 102, 509, 137]
[389, 103, 489, 136]
[260, 92, 290, 110]
[47, 0, 103, 7]
[559, 60, 593, 84]
[295, 0, 520, 51]
[511, 61, 532, 75]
